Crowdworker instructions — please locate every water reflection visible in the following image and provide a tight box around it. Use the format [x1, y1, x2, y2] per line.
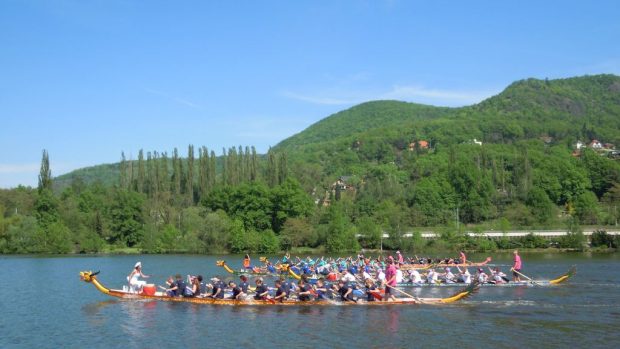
[120, 300, 159, 347]
[387, 308, 400, 333]
[82, 299, 120, 313]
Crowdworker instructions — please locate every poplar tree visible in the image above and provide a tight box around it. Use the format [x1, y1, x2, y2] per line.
[250, 146, 258, 181]
[146, 151, 154, 197]
[228, 146, 238, 185]
[244, 146, 251, 182]
[120, 152, 128, 190]
[187, 144, 195, 203]
[267, 148, 278, 187]
[278, 152, 288, 185]
[153, 151, 160, 196]
[209, 150, 217, 189]
[38, 149, 52, 192]
[198, 146, 207, 199]
[221, 148, 228, 185]
[238, 145, 245, 182]
[159, 152, 169, 194]
[137, 149, 145, 194]
[172, 148, 181, 197]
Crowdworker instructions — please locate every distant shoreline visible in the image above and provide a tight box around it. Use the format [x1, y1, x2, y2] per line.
[2, 246, 616, 257]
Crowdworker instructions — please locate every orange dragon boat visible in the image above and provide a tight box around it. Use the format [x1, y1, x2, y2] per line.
[79, 270, 479, 306]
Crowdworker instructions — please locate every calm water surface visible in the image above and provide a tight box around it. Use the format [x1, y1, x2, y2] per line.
[1, 253, 619, 348]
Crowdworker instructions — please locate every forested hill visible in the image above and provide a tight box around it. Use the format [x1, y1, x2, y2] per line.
[275, 74, 620, 152]
[275, 101, 452, 150]
[54, 163, 121, 191]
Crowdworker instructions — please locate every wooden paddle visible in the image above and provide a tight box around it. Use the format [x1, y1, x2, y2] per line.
[263, 296, 276, 304]
[385, 284, 424, 303]
[511, 268, 542, 286]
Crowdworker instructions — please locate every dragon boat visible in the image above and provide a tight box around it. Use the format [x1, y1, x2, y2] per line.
[397, 269, 576, 287]
[79, 270, 479, 305]
[216, 260, 282, 277]
[287, 265, 576, 288]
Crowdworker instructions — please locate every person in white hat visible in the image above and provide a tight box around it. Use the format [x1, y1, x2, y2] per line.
[127, 261, 149, 293]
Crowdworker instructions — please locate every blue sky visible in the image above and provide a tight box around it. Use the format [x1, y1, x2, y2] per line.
[1, 0, 619, 188]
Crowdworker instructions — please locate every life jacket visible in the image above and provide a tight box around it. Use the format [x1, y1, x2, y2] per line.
[243, 258, 251, 269]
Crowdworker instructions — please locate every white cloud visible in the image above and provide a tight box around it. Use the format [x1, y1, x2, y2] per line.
[380, 85, 497, 106]
[281, 84, 498, 107]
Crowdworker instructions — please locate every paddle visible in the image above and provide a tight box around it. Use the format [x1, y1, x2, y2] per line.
[263, 296, 276, 304]
[511, 268, 542, 286]
[385, 284, 424, 303]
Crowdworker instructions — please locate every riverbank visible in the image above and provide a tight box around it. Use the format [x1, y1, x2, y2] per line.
[7, 245, 614, 256]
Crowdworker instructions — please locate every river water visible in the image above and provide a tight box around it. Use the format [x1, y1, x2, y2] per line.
[1, 253, 619, 348]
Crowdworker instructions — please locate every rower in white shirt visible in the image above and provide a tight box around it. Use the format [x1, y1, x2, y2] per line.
[362, 269, 373, 281]
[442, 267, 456, 283]
[376, 268, 386, 283]
[426, 269, 439, 284]
[488, 267, 507, 283]
[456, 266, 471, 283]
[477, 268, 488, 283]
[395, 268, 403, 284]
[341, 270, 357, 283]
[409, 269, 423, 284]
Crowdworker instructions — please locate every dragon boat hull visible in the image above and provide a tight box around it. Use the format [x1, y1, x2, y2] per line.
[80, 271, 478, 305]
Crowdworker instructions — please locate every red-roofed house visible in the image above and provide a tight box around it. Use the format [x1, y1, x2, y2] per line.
[589, 140, 603, 149]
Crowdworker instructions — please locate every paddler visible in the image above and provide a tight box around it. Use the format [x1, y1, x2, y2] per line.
[396, 250, 404, 264]
[239, 275, 250, 293]
[456, 266, 471, 283]
[228, 281, 244, 300]
[365, 278, 380, 302]
[253, 278, 270, 301]
[335, 280, 357, 302]
[243, 254, 251, 270]
[409, 269, 423, 284]
[313, 278, 329, 300]
[426, 268, 439, 284]
[442, 267, 456, 284]
[273, 279, 287, 302]
[459, 251, 467, 265]
[489, 267, 508, 284]
[297, 279, 313, 301]
[477, 268, 489, 283]
[209, 277, 224, 299]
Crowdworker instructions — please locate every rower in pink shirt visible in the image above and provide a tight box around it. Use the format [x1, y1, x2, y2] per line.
[383, 257, 397, 301]
[512, 250, 522, 282]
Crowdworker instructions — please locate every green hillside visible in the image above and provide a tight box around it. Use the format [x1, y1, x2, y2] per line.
[276, 74, 620, 184]
[276, 100, 451, 150]
[53, 163, 120, 191]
